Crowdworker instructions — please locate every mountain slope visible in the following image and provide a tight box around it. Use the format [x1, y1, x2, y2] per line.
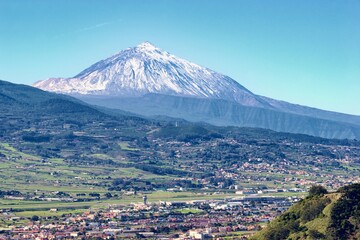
[32, 42, 360, 138]
[260, 96, 360, 127]
[252, 184, 360, 240]
[79, 94, 360, 140]
[0, 79, 110, 124]
[34, 42, 270, 108]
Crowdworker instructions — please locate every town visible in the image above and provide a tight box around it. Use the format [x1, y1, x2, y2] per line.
[1, 193, 301, 239]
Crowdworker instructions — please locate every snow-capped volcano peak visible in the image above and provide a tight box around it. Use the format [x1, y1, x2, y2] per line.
[136, 41, 158, 51]
[33, 42, 269, 107]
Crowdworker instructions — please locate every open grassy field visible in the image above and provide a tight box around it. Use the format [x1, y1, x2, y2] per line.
[175, 208, 204, 214]
[118, 141, 139, 151]
[0, 142, 169, 196]
[0, 191, 303, 212]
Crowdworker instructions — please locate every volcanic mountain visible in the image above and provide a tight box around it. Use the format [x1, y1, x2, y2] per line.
[33, 42, 360, 139]
[34, 42, 271, 108]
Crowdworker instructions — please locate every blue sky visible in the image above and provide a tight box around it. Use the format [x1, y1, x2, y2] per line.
[0, 0, 359, 115]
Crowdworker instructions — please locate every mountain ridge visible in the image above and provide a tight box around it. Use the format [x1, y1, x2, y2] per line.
[32, 42, 360, 139]
[78, 93, 360, 140]
[0, 79, 108, 118]
[34, 42, 272, 108]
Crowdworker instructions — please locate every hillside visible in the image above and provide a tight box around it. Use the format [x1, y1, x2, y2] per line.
[253, 184, 360, 240]
[0, 79, 107, 117]
[1, 79, 360, 239]
[33, 42, 268, 108]
[79, 94, 360, 140]
[0, 79, 360, 206]
[33, 42, 360, 140]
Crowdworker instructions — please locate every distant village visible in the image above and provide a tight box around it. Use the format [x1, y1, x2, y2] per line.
[1, 194, 300, 239]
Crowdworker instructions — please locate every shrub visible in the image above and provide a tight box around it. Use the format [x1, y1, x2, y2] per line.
[309, 185, 328, 197]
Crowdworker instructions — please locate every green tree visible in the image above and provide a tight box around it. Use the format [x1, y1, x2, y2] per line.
[308, 185, 328, 197]
[104, 192, 112, 198]
[308, 229, 325, 239]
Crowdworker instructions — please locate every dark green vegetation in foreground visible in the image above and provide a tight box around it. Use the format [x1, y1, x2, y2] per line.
[253, 184, 360, 240]
[1, 79, 360, 216]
